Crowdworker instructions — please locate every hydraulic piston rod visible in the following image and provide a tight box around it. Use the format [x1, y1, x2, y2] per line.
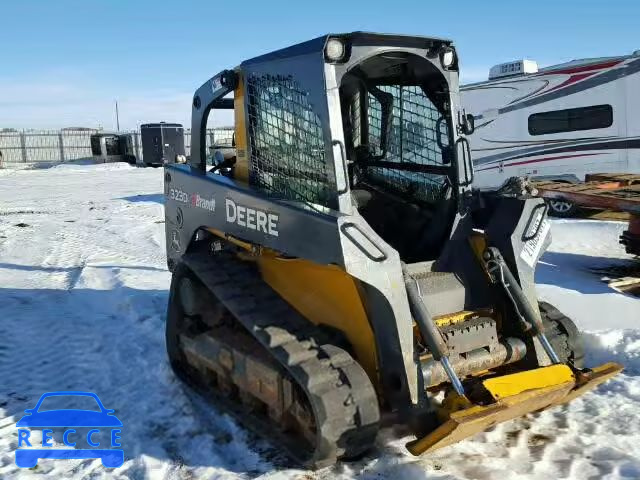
[483, 247, 561, 364]
[403, 268, 466, 396]
[421, 337, 527, 387]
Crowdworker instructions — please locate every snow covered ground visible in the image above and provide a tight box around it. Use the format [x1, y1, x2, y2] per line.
[0, 164, 638, 480]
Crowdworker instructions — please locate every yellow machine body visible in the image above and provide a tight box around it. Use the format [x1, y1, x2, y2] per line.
[257, 255, 379, 383]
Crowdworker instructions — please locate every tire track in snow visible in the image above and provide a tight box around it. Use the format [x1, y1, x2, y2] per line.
[40, 226, 87, 290]
[0, 167, 266, 479]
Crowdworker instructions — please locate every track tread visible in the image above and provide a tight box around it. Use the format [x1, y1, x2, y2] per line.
[181, 251, 380, 468]
[539, 301, 585, 369]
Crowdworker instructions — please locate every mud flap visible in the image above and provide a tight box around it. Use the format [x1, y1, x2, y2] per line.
[406, 362, 623, 455]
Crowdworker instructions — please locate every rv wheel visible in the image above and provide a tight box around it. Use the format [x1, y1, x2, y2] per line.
[547, 199, 578, 218]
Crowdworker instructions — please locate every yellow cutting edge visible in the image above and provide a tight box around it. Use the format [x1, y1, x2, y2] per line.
[407, 362, 623, 455]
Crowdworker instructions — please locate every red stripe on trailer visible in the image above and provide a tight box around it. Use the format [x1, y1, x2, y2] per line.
[476, 152, 605, 172]
[541, 59, 624, 76]
[545, 72, 598, 93]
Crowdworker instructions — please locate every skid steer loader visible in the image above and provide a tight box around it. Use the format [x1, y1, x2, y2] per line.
[163, 32, 622, 468]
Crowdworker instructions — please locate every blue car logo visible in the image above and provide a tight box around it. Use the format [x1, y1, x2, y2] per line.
[15, 391, 123, 468]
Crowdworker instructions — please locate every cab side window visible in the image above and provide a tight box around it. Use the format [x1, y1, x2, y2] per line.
[246, 74, 337, 210]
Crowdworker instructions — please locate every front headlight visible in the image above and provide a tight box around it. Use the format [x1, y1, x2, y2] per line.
[440, 47, 456, 69]
[325, 37, 347, 63]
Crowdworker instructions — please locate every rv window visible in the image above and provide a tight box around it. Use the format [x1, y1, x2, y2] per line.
[528, 104, 613, 136]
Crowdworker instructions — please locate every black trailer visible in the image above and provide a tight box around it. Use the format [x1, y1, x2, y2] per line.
[141, 123, 185, 166]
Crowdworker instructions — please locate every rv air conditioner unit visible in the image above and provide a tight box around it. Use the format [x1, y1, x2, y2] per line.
[489, 60, 538, 80]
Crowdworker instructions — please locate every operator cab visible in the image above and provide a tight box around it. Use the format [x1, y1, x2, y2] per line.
[340, 52, 458, 261]
[191, 33, 472, 262]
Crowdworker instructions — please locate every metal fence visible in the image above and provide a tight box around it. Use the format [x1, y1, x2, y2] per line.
[0, 127, 235, 166]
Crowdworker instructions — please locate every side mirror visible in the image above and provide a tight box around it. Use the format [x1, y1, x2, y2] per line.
[461, 112, 475, 135]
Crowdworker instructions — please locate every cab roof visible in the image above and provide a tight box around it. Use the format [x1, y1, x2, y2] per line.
[241, 32, 453, 66]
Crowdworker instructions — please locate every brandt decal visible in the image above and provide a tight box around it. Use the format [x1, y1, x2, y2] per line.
[225, 198, 279, 237]
[191, 194, 216, 212]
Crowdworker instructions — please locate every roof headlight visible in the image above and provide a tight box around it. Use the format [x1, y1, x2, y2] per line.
[440, 46, 456, 69]
[325, 37, 347, 63]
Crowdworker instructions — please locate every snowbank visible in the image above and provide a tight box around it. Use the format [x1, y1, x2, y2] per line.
[536, 220, 638, 330]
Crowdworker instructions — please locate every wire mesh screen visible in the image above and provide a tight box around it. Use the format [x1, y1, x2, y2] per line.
[246, 74, 337, 209]
[363, 85, 450, 203]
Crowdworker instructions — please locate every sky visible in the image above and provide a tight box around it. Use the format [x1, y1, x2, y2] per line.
[1, 0, 639, 131]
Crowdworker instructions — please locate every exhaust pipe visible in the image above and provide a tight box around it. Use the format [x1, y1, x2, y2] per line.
[421, 337, 527, 387]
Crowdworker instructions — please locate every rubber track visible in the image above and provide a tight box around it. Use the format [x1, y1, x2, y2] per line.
[539, 301, 585, 369]
[182, 251, 380, 468]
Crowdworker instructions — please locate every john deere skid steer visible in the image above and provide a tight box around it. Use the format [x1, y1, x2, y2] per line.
[163, 33, 622, 467]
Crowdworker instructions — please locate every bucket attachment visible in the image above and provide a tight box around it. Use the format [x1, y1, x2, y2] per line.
[406, 362, 622, 455]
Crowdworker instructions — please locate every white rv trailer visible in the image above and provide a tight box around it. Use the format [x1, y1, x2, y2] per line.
[461, 53, 640, 215]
